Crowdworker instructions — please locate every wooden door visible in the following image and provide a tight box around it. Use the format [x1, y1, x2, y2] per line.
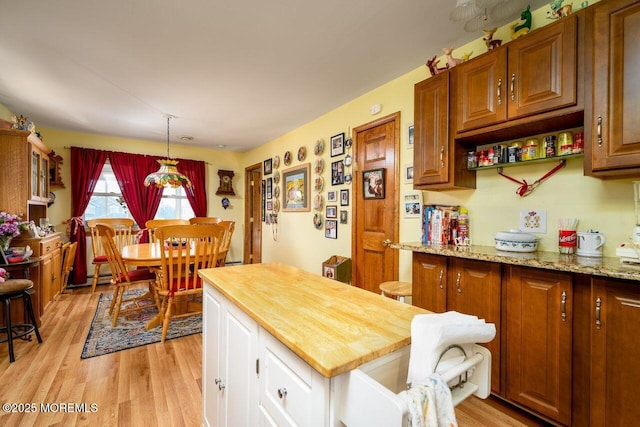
[505, 266, 572, 425]
[244, 164, 262, 264]
[352, 112, 400, 293]
[447, 258, 501, 393]
[411, 252, 447, 312]
[591, 278, 640, 426]
[588, 0, 640, 173]
[454, 49, 507, 133]
[507, 14, 577, 120]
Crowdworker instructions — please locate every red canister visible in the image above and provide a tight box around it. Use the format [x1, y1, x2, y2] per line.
[572, 132, 584, 154]
[558, 229, 577, 254]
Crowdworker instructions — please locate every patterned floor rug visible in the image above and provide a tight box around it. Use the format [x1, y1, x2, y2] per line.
[81, 289, 202, 359]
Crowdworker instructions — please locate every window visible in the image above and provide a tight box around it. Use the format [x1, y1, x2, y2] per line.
[85, 162, 194, 223]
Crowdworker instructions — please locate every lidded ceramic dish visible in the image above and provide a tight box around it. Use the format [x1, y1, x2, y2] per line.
[494, 229, 539, 252]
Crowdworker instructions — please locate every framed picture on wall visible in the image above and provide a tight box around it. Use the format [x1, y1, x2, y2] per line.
[326, 205, 337, 219]
[266, 177, 273, 199]
[330, 133, 345, 157]
[340, 189, 349, 206]
[282, 163, 311, 212]
[325, 219, 337, 239]
[363, 168, 385, 199]
[331, 160, 344, 185]
[403, 192, 422, 218]
[340, 210, 348, 224]
[408, 124, 414, 147]
[327, 190, 337, 202]
[263, 158, 273, 175]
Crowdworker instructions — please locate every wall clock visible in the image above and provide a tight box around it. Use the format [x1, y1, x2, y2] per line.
[216, 169, 235, 195]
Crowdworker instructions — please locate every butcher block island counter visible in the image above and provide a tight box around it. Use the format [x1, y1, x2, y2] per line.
[198, 262, 430, 427]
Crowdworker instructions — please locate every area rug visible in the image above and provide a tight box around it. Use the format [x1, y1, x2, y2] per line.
[81, 289, 202, 359]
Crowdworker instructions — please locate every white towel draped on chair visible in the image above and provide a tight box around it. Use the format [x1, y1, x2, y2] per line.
[407, 311, 496, 388]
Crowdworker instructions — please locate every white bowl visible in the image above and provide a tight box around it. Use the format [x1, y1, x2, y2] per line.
[494, 230, 539, 252]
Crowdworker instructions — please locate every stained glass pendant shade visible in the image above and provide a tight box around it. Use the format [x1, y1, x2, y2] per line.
[144, 115, 192, 189]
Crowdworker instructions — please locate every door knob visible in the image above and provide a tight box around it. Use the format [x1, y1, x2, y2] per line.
[381, 239, 392, 247]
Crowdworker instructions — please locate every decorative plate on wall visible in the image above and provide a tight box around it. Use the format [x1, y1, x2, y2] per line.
[273, 155, 280, 169]
[314, 139, 324, 156]
[314, 194, 324, 211]
[314, 176, 324, 192]
[273, 186, 280, 199]
[284, 151, 292, 166]
[273, 170, 280, 184]
[313, 213, 323, 230]
[314, 158, 324, 174]
[298, 146, 307, 162]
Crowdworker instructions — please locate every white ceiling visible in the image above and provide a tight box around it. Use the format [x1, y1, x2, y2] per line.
[0, 0, 547, 152]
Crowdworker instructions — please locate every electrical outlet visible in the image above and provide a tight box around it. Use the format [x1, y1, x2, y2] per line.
[519, 210, 547, 233]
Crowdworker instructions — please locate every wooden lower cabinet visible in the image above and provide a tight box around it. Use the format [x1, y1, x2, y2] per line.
[589, 277, 640, 426]
[412, 253, 501, 393]
[505, 266, 573, 425]
[446, 258, 501, 394]
[411, 252, 447, 312]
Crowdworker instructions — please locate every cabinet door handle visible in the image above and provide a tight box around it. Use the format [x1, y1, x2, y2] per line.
[561, 290, 567, 322]
[277, 387, 287, 399]
[214, 378, 225, 391]
[438, 270, 444, 290]
[440, 146, 445, 168]
[510, 74, 516, 101]
[497, 78, 502, 105]
[595, 296, 602, 330]
[597, 115, 603, 147]
[456, 272, 462, 295]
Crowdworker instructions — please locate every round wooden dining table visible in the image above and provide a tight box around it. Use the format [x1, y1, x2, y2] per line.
[121, 243, 165, 267]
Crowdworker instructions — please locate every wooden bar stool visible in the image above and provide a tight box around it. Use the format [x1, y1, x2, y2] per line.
[379, 281, 412, 303]
[0, 279, 43, 362]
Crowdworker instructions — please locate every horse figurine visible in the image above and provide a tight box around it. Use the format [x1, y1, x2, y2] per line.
[426, 56, 449, 76]
[443, 47, 464, 68]
[483, 28, 502, 51]
[511, 5, 532, 39]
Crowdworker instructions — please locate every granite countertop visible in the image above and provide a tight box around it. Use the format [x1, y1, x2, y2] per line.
[393, 242, 640, 282]
[199, 262, 430, 378]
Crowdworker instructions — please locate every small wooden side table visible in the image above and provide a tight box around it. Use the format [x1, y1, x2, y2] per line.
[379, 281, 412, 303]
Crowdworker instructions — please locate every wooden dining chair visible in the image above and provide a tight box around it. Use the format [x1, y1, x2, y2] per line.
[146, 219, 190, 243]
[96, 224, 159, 327]
[216, 221, 235, 266]
[59, 241, 78, 294]
[188, 216, 223, 225]
[87, 218, 136, 293]
[153, 224, 226, 342]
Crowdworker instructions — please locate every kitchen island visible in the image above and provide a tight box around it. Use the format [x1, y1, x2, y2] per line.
[199, 262, 430, 426]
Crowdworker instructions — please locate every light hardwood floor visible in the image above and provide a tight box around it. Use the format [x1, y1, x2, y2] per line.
[0, 285, 549, 426]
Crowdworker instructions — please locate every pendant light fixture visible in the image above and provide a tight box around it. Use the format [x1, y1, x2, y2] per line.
[144, 115, 192, 189]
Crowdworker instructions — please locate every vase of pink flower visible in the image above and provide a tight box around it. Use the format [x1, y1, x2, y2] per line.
[0, 267, 9, 283]
[0, 212, 26, 252]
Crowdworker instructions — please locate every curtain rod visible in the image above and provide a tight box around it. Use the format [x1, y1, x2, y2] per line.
[62, 146, 212, 164]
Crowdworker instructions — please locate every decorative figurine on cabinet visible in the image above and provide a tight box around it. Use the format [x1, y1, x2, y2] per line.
[547, 0, 573, 19]
[510, 5, 532, 39]
[426, 56, 449, 76]
[442, 47, 464, 68]
[216, 169, 235, 195]
[462, 51, 473, 61]
[483, 28, 502, 51]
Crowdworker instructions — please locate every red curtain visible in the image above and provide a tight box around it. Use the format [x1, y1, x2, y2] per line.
[109, 152, 164, 243]
[68, 147, 108, 285]
[177, 158, 208, 217]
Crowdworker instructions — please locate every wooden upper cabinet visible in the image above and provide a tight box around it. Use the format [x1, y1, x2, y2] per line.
[413, 72, 475, 190]
[414, 72, 450, 186]
[455, 14, 578, 134]
[586, 0, 640, 175]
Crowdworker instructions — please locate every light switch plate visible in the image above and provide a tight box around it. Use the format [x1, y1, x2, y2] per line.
[519, 210, 547, 233]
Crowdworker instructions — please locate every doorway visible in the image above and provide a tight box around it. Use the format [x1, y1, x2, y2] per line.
[244, 163, 262, 264]
[351, 112, 401, 293]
